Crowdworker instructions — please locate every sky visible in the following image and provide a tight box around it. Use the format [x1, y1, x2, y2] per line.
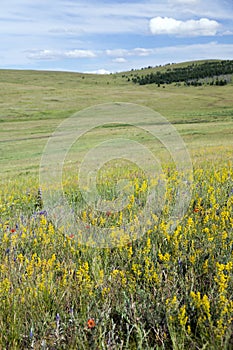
[0, 0, 233, 73]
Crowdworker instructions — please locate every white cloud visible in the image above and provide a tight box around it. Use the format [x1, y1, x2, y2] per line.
[112, 58, 127, 63]
[149, 17, 220, 36]
[222, 30, 233, 35]
[85, 69, 111, 74]
[133, 48, 154, 56]
[27, 49, 96, 60]
[106, 48, 154, 58]
[27, 50, 58, 60]
[64, 50, 96, 58]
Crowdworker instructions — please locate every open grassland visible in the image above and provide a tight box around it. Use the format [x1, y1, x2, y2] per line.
[0, 68, 233, 176]
[0, 66, 233, 349]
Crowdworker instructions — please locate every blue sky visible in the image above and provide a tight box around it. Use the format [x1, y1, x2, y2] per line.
[1, 0, 232, 73]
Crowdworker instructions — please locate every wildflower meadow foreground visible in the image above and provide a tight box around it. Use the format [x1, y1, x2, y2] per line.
[0, 155, 232, 349]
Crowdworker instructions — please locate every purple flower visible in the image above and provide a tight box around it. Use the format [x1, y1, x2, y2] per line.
[56, 313, 60, 327]
[29, 328, 33, 338]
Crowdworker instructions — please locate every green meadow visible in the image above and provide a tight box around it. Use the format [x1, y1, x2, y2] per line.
[0, 64, 233, 349]
[1, 66, 233, 176]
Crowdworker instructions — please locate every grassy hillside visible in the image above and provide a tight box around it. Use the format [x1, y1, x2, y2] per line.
[118, 59, 222, 76]
[129, 60, 233, 86]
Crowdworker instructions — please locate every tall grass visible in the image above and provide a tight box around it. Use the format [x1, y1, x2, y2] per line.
[0, 156, 232, 349]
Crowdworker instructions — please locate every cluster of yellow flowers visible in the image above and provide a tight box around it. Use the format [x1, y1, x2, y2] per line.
[0, 162, 232, 348]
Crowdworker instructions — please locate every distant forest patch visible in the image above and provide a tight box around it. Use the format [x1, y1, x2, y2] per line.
[125, 60, 233, 87]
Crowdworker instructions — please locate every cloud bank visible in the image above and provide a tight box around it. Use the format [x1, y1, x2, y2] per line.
[27, 49, 96, 60]
[0, 0, 232, 72]
[149, 17, 220, 36]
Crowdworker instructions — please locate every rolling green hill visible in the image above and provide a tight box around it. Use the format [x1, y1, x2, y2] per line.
[0, 59, 233, 178]
[122, 60, 233, 86]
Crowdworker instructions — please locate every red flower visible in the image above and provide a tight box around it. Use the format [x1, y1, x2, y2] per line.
[87, 318, 96, 329]
[106, 211, 111, 217]
[69, 234, 75, 239]
[194, 208, 199, 213]
[10, 228, 16, 233]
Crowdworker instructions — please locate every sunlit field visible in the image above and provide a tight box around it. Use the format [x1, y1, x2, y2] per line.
[0, 67, 233, 349]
